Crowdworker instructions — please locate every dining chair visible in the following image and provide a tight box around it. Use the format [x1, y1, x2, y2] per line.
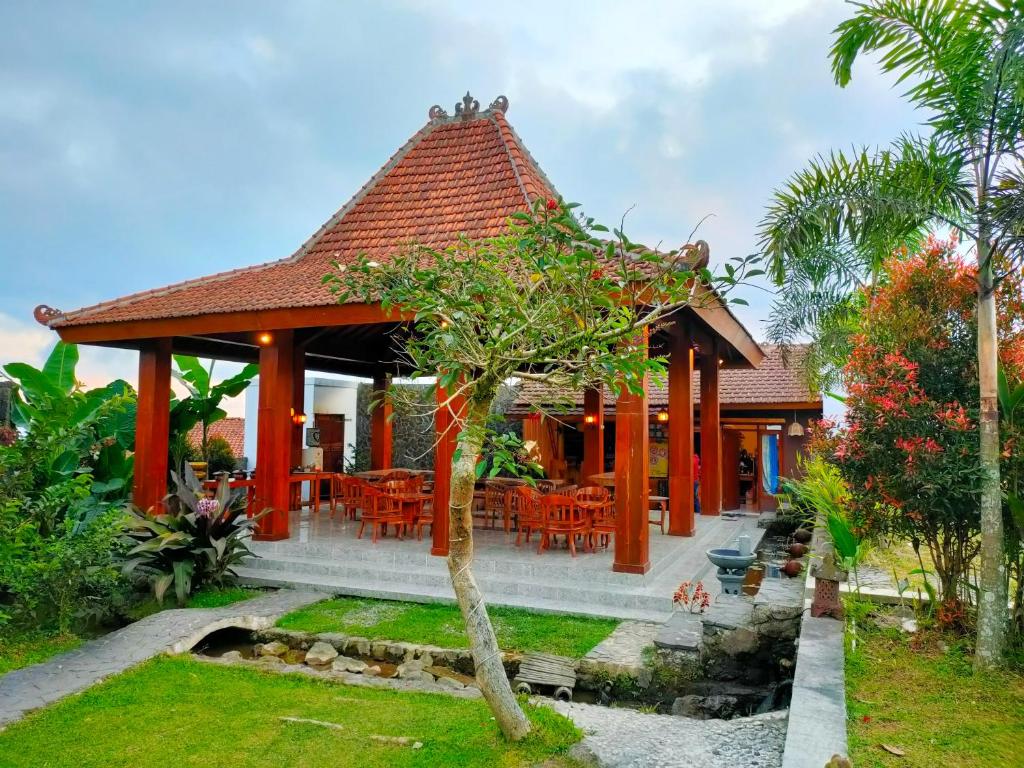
[358, 485, 405, 543]
[576, 486, 615, 549]
[336, 475, 367, 520]
[483, 480, 508, 530]
[514, 486, 544, 547]
[539, 494, 591, 557]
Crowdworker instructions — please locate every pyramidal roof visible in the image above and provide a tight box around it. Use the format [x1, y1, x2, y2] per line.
[45, 93, 558, 328]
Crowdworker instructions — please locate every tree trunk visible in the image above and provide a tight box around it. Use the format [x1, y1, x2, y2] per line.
[446, 395, 532, 741]
[975, 241, 1008, 669]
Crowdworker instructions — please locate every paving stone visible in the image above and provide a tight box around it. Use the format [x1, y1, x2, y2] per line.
[553, 701, 787, 768]
[580, 621, 659, 681]
[654, 613, 703, 652]
[0, 589, 322, 728]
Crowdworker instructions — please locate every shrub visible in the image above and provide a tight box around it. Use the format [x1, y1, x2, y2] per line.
[826, 239, 1023, 616]
[119, 467, 264, 606]
[205, 436, 236, 475]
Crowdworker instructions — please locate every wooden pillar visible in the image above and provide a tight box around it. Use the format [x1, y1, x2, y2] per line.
[668, 322, 696, 536]
[614, 327, 650, 574]
[581, 387, 604, 482]
[700, 338, 722, 516]
[370, 373, 393, 470]
[254, 330, 294, 540]
[133, 338, 172, 513]
[432, 383, 464, 557]
[291, 345, 306, 468]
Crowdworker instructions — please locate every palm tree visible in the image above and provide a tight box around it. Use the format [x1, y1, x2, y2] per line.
[760, 0, 1024, 668]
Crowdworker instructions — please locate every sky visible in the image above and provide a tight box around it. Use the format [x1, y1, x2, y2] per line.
[0, 1, 922, 416]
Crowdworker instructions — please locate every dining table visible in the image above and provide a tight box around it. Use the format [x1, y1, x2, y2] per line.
[587, 472, 616, 488]
[353, 468, 434, 482]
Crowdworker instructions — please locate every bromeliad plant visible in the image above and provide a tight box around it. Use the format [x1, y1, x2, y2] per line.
[120, 464, 265, 606]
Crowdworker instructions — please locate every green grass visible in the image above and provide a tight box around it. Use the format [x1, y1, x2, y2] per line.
[0, 631, 82, 675]
[0, 656, 582, 767]
[124, 585, 262, 621]
[277, 597, 618, 658]
[846, 613, 1024, 767]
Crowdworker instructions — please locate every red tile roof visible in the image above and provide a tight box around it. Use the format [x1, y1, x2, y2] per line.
[511, 345, 821, 412]
[188, 417, 245, 458]
[50, 96, 557, 328]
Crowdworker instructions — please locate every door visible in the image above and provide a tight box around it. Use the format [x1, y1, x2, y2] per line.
[722, 429, 740, 511]
[314, 414, 346, 475]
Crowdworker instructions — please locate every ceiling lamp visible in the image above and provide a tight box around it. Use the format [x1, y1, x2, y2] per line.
[787, 415, 805, 437]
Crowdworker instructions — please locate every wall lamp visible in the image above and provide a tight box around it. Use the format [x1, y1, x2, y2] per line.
[257, 331, 273, 346]
[656, 409, 669, 423]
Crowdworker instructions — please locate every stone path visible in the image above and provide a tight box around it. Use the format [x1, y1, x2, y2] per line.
[555, 701, 787, 768]
[0, 589, 321, 728]
[580, 621, 659, 683]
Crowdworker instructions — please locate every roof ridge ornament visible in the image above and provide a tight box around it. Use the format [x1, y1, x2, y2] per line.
[428, 93, 510, 122]
[33, 304, 62, 326]
[455, 91, 480, 119]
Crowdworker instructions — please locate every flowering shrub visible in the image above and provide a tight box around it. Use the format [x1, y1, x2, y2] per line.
[824, 239, 1024, 616]
[673, 580, 711, 613]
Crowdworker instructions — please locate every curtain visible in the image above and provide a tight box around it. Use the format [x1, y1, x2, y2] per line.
[761, 434, 779, 495]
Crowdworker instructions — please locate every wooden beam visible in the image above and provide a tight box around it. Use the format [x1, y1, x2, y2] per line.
[668, 323, 695, 536]
[254, 330, 295, 540]
[432, 383, 464, 557]
[700, 338, 723, 516]
[581, 387, 604, 481]
[52, 303, 411, 344]
[133, 338, 171, 513]
[614, 327, 650, 574]
[370, 373, 393, 470]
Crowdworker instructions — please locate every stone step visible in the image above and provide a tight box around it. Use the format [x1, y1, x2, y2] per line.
[234, 565, 674, 623]
[241, 553, 674, 614]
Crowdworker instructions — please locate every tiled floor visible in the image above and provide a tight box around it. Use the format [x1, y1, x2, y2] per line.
[241, 506, 766, 621]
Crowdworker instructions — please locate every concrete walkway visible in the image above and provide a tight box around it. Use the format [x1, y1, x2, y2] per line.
[0, 589, 321, 728]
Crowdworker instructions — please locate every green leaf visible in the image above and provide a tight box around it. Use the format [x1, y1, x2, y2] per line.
[42, 342, 79, 394]
[173, 356, 211, 397]
[3, 363, 62, 402]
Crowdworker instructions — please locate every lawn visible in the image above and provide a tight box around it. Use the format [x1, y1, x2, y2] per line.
[846, 613, 1024, 767]
[277, 597, 618, 658]
[0, 631, 82, 675]
[0, 586, 261, 675]
[0, 656, 582, 768]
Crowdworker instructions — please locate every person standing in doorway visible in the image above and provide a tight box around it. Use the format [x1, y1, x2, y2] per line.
[693, 452, 702, 515]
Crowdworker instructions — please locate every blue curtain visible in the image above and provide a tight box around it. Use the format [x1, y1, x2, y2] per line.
[761, 434, 779, 495]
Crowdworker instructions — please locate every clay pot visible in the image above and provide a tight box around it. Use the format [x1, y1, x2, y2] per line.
[783, 559, 803, 578]
[793, 527, 813, 544]
[788, 542, 809, 558]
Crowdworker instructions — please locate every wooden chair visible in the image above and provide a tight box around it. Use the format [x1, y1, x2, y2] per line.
[649, 494, 668, 535]
[514, 486, 544, 546]
[576, 486, 615, 549]
[383, 469, 412, 482]
[335, 475, 367, 520]
[538, 494, 591, 557]
[482, 480, 508, 530]
[414, 495, 435, 540]
[358, 485, 405, 543]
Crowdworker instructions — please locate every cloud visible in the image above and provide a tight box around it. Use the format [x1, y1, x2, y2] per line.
[0, 312, 246, 417]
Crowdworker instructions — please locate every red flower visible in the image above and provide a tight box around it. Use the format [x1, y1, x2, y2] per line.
[546, 198, 558, 211]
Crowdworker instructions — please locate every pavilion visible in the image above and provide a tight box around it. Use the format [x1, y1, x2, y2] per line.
[35, 92, 763, 575]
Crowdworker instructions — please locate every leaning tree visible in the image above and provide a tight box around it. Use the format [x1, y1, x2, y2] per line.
[324, 198, 756, 740]
[760, 0, 1024, 668]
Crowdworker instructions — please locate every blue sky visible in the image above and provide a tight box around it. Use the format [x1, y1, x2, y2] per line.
[0, 1, 921, 412]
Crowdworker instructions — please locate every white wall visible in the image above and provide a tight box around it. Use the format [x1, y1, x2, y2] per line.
[242, 374, 364, 473]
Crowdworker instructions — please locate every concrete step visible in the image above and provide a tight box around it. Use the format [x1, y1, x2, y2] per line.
[234, 565, 673, 623]
[240, 553, 674, 615]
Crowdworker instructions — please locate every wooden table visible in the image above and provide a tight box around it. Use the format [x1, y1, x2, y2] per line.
[588, 472, 616, 488]
[288, 471, 335, 512]
[354, 468, 433, 482]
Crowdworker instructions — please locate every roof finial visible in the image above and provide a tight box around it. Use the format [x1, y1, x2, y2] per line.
[455, 91, 480, 119]
[33, 304, 62, 326]
[489, 95, 509, 113]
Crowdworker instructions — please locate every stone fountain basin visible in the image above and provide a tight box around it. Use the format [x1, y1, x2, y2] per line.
[706, 548, 757, 571]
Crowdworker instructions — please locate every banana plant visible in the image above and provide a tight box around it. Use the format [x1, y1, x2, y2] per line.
[169, 356, 257, 466]
[2, 342, 135, 530]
